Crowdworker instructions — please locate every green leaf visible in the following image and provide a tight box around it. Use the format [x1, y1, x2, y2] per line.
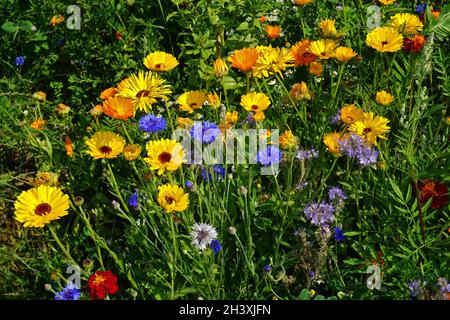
[343, 258, 364, 266]
[18, 20, 34, 32]
[236, 21, 249, 31]
[299, 289, 310, 300]
[1, 21, 18, 33]
[344, 231, 363, 237]
[222, 75, 238, 90]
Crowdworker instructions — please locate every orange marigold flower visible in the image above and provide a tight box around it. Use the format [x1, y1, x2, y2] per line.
[30, 119, 45, 130]
[65, 136, 74, 157]
[87, 270, 119, 300]
[259, 16, 267, 23]
[90, 104, 104, 117]
[228, 48, 259, 73]
[56, 103, 71, 115]
[309, 61, 323, 76]
[265, 25, 282, 40]
[123, 144, 141, 161]
[415, 179, 448, 209]
[100, 87, 118, 100]
[291, 40, 317, 67]
[102, 96, 134, 120]
[50, 15, 64, 26]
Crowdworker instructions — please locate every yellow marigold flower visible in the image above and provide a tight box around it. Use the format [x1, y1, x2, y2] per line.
[319, 19, 338, 38]
[123, 144, 141, 161]
[100, 87, 118, 100]
[144, 139, 186, 175]
[252, 45, 295, 78]
[178, 90, 207, 113]
[279, 130, 298, 149]
[177, 117, 194, 129]
[117, 71, 172, 113]
[213, 57, 229, 77]
[265, 25, 282, 39]
[445, 117, 450, 125]
[376, 91, 394, 106]
[85, 131, 126, 159]
[226, 111, 239, 125]
[65, 136, 74, 157]
[307, 39, 338, 60]
[323, 132, 342, 155]
[389, 13, 423, 35]
[228, 48, 259, 73]
[334, 47, 358, 62]
[90, 104, 104, 117]
[254, 112, 266, 122]
[32, 91, 47, 101]
[50, 15, 64, 26]
[55, 103, 71, 115]
[240, 92, 270, 113]
[309, 61, 323, 76]
[366, 27, 404, 53]
[291, 40, 317, 67]
[14, 185, 70, 228]
[143, 51, 179, 72]
[206, 92, 221, 109]
[290, 82, 313, 101]
[378, 0, 396, 4]
[157, 184, 189, 213]
[292, 0, 313, 5]
[102, 96, 134, 120]
[32, 172, 59, 187]
[340, 104, 364, 125]
[349, 112, 390, 145]
[30, 119, 45, 130]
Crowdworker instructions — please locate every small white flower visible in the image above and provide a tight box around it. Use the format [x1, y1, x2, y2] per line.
[190, 223, 218, 251]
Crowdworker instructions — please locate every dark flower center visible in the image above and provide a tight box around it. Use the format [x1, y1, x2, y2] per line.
[136, 90, 150, 98]
[251, 105, 259, 110]
[99, 146, 112, 154]
[381, 41, 388, 46]
[35, 203, 52, 216]
[363, 128, 372, 134]
[158, 152, 172, 164]
[165, 196, 175, 205]
[190, 103, 198, 109]
[155, 63, 165, 69]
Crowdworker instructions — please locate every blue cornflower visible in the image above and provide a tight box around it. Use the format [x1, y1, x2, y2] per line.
[138, 114, 166, 134]
[296, 148, 319, 161]
[15, 56, 25, 66]
[309, 271, 315, 278]
[210, 239, 221, 254]
[257, 145, 282, 166]
[328, 187, 347, 203]
[185, 180, 196, 191]
[416, 3, 426, 13]
[303, 201, 335, 228]
[128, 193, 139, 208]
[54, 282, 81, 300]
[246, 113, 256, 126]
[330, 109, 341, 124]
[333, 227, 345, 242]
[56, 39, 65, 46]
[190, 121, 220, 144]
[201, 165, 225, 182]
[264, 265, 271, 273]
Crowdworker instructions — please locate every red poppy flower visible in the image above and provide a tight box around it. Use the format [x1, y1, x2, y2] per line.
[416, 179, 448, 209]
[87, 270, 119, 300]
[403, 35, 427, 53]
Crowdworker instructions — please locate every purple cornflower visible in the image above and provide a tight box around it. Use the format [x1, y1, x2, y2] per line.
[303, 201, 335, 228]
[138, 114, 166, 133]
[128, 193, 139, 208]
[339, 134, 378, 166]
[328, 187, 347, 203]
[257, 145, 282, 166]
[246, 113, 256, 126]
[437, 278, 450, 293]
[333, 227, 345, 242]
[54, 282, 81, 300]
[190, 121, 221, 144]
[210, 239, 222, 254]
[15, 56, 25, 66]
[330, 109, 341, 124]
[296, 148, 319, 161]
[309, 271, 315, 278]
[408, 280, 422, 298]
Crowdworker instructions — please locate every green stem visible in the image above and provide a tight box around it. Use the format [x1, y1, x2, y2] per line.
[332, 63, 344, 101]
[48, 225, 77, 266]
